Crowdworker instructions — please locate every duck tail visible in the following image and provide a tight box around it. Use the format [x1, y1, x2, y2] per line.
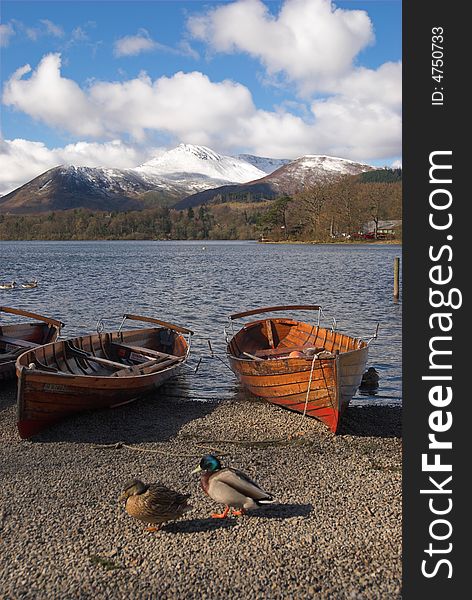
[256, 494, 275, 506]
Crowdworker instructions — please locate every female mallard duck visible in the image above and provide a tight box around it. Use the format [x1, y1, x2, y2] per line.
[21, 280, 38, 289]
[192, 455, 274, 518]
[119, 479, 192, 531]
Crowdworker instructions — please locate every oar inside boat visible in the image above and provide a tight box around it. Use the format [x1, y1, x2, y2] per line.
[16, 313, 193, 438]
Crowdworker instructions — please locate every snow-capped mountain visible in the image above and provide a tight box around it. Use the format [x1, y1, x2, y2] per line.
[0, 166, 154, 213]
[236, 154, 291, 174]
[136, 144, 267, 184]
[0, 144, 372, 214]
[175, 154, 373, 209]
[0, 144, 271, 213]
[269, 155, 373, 184]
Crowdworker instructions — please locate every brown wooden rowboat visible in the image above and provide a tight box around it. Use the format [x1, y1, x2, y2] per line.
[226, 305, 371, 433]
[0, 306, 64, 382]
[16, 313, 193, 439]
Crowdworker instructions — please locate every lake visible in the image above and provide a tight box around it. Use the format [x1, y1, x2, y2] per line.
[0, 240, 402, 405]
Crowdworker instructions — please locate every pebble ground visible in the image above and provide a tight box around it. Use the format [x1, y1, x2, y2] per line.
[0, 380, 401, 599]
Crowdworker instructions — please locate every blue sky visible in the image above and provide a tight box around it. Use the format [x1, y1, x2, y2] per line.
[0, 0, 401, 194]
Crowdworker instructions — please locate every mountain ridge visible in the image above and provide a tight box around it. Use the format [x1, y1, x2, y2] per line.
[0, 144, 270, 214]
[175, 154, 374, 209]
[0, 144, 373, 214]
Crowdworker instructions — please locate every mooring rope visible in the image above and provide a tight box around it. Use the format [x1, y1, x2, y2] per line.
[302, 352, 318, 417]
[91, 442, 228, 458]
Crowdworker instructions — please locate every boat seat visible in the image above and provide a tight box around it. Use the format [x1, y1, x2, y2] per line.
[65, 342, 126, 370]
[111, 342, 181, 362]
[112, 355, 182, 377]
[0, 335, 40, 349]
[254, 345, 325, 358]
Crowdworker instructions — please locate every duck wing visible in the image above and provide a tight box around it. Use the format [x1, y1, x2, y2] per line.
[146, 483, 191, 510]
[212, 468, 273, 502]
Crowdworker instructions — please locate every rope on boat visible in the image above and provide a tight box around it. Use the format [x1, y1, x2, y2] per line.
[302, 352, 318, 417]
[91, 442, 230, 458]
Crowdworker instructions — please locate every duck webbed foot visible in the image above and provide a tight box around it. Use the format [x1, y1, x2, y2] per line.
[211, 506, 230, 519]
[231, 508, 246, 516]
[145, 524, 162, 532]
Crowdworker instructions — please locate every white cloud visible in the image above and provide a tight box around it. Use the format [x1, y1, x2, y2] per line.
[114, 29, 157, 57]
[0, 139, 161, 196]
[9, 18, 65, 42]
[1, 48, 401, 197]
[3, 54, 105, 137]
[0, 139, 57, 196]
[39, 19, 64, 38]
[188, 0, 374, 94]
[2, 53, 255, 142]
[334, 62, 402, 111]
[0, 22, 15, 47]
[309, 96, 401, 160]
[114, 28, 199, 59]
[71, 27, 88, 42]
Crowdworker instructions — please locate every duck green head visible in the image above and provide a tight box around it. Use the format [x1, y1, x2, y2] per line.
[191, 454, 221, 474]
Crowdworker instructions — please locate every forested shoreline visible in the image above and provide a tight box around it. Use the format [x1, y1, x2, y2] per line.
[0, 173, 402, 242]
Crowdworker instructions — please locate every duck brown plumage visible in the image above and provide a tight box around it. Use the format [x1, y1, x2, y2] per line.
[120, 478, 192, 531]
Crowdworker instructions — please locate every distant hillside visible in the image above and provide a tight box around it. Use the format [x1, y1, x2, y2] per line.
[174, 181, 279, 209]
[0, 166, 149, 214]
[0, 177, 402, 242]
[176, 155, 373, 209]
[358, 168, 402, 183]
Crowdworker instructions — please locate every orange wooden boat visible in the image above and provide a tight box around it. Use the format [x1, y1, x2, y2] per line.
[226, 305, 371, 433]
[16, 313, 193, 439]
[1, 306, 64, 382]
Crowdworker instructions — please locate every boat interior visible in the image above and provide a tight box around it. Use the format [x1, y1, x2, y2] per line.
[17, 328, 189, 377]
[0, 322, 58, 363]
[228, 318, 366, 361]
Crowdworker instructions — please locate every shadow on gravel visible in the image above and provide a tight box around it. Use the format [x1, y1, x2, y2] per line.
[338, 405, 402, 438]
[162, 504, 313, 532]
[247, 503, 313, 519]
[30, 381, 219, 444]
[162, 518, 238, 534]
[0, 381, 16, 412]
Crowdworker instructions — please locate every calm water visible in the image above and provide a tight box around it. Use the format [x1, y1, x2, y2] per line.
[0, 241, 402, 405]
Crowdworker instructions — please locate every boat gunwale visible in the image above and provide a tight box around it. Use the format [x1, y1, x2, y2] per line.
[226, 317, 367, 363]
[16, 325, 190, 381]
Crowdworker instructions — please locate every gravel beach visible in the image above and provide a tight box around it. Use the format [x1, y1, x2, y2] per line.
[0, 381, 401, 599]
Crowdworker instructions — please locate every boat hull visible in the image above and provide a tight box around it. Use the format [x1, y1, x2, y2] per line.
[16, 325, 190, 438]
[227, 317, 369, 433]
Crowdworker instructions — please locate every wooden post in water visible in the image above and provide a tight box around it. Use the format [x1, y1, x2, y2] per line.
[393, 257, 400, 301]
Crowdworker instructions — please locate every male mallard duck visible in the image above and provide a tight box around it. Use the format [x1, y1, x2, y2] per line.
[119, 478, 192, 531]
[192, 454, 274, 518]
[0, 281, 17, 290]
